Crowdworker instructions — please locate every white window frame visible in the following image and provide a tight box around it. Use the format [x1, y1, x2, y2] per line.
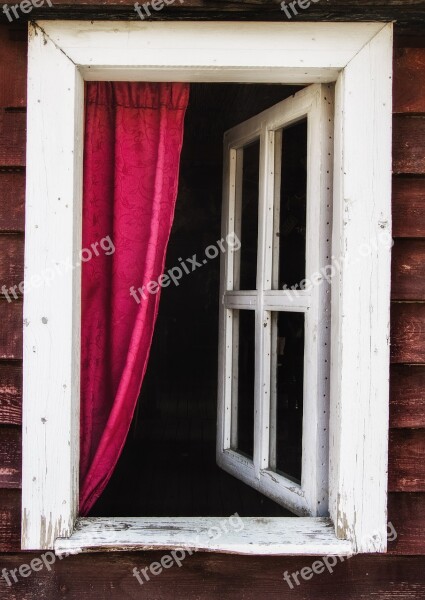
[22, 20, 393, 555]
[217, 84, 333, 517]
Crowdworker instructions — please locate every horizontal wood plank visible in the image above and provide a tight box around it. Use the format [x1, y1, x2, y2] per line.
[391, 302, 425, 364]
[393, 116, 425, 174]
[2, 494, 425, 557]
[392, 178, 425, 238]
[0, 170, 25, 232]
[391, 239, 425, 300]
[388, 492, 425, 555]
[0, 551, 425, 597]
[0, 234, 24, 294]
[0, 24, 27, 108]
[0, 2, 422, 28]
[0, 300, 23, 359]
[389, 429, 425, 492]
[55, 517, 352, 556]
[395, 32, 425, 49]
[21, 0, 425, 6]
[0, 426, 21, 488]
[0, 362, 22, 425]
[393, 47, 425, 113]
[390, 364, 425, 428]
[0, 488, 20, 552]
[0, 110, 26, 167]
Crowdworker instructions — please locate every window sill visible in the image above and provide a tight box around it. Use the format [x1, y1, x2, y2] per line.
[54, 517, 353, 556]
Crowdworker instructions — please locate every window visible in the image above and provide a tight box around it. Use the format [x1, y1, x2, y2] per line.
[22, 21, 393, 555]
[217, 85, 332, 516]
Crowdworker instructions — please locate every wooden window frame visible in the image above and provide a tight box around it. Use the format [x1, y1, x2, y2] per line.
[217, 84, 333, 517]
[22, 20, 393, 555]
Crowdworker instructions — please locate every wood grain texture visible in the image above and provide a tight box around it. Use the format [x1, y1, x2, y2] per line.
[393, 116, 425, 174]
[391, 239, 425, 300]
[0, 170, 25, 232]
[0, 362, 22, 425]
[0, 426, 21, 488]
[0, 1, 424, 27]
[0, 110, 26, 167]
[395, 31, 425, 48]
[391, 303, 425, 364]
[0, 552, 425, 598]
[388, 492, 425, 554]
[0, 234, 24, 294]
[0, 24, 27, 108]
[389, 429, 425, 491]
[22, 22, 84, 550]
[0, 15, 421, 567]
[329, 23, 393, 552]
[55, 517, 352, 556]
[390, 364, 425, 428]
[392, 178, 425, 238]
[394, 47, 425, 113]
[0, 493, 420, 557]
[21, 0, 425, 6]
[0, 488, 20, 551]
[0, 300, 22, 360]
[36, 21, 383, 79]
[22, 18, 393, 553]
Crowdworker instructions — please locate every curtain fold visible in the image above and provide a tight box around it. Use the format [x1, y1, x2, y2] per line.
[80, 82, 189, 515]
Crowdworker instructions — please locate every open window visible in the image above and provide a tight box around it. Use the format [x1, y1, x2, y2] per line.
[22, 21, 393, 555]
[217, 85, 333, 516]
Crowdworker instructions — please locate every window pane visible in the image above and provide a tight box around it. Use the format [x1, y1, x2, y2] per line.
[273, 119, 307, 291]
[270, 311, 304, 483]
[234, 140, 259, 290]
[231, 309, 255, 459]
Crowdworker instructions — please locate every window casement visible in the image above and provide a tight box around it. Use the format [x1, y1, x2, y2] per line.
[22, 21, 393, 555]
[217, 85, 332, 516]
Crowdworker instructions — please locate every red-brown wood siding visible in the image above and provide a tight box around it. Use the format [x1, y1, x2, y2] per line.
[0, 21, 25, 556]
[390, 42, 425, 536]
[0, 16, 425, 600]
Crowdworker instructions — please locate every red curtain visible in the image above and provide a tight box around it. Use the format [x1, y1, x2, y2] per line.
[80, 82, 189, 515]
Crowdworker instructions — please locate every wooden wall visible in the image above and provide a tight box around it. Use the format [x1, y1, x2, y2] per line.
[389, 41, 425, 556]
[0, 15, 425, 600]
[0, 22, 25, 556]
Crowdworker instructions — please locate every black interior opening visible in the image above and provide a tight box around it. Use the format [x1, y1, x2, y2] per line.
[90, 83, 306, 518]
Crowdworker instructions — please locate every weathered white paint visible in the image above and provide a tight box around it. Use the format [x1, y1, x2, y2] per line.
[329, 23, 393, 553]
[217, 85, 333, 517]
[54, 517, 353, 556]
[35, 21, 384, 83]
[23, 20, 392, 554]
[22, 23, 83, 550]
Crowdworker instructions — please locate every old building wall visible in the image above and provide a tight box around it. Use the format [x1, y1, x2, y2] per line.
[0, 7, 424, 598]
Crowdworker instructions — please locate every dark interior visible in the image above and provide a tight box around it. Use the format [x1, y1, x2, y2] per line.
[91, 83, 305, 518]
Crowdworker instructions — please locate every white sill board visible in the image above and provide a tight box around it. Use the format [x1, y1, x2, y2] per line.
[54, 517, 353, 556]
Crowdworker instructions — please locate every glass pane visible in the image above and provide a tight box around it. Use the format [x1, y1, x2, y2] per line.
[270, 311, 304, 483]
[231, 309, 255, 459]
[234, 140, 259, 290]
[273, 119, 307, 291]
